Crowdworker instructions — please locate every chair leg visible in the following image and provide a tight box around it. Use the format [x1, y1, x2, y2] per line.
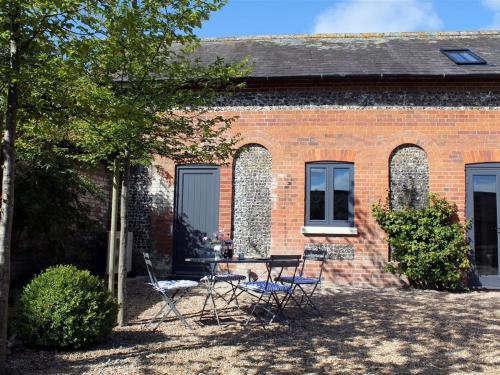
[152, 299, 176, 331]
[290, 284, 321, 315]
[145, 302, 168, 329]
[281, 284, 297, 310]
[200, 279, 241, 325]
[152, 290, 192, 331]
[231, 288, 247, 316]
[171, 304, 192, 329]
[199, 290, 211, 322]
[212, 286, 232, 304]
[147, 289, 179, 329]
[207, 282, 221, 325]
[269, 292, 293, 324]
[285, 285, 309, 314]
[259, 293, 273, 316]
[300, 284, 321, 315]
[245, 293, 264, 326]
[226, 281, 240, 306]
[268, 292, 281, 324]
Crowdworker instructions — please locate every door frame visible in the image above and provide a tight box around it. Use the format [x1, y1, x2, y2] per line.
[172, 164, 220, 276]
[466, 163, 500, 289]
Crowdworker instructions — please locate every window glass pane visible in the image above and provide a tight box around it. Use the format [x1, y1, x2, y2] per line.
[333, 168, 349, 221]
[473, 175, 498, 276]
[448, 52, 467, 63]
[310, 168, 326, 220]
[474, 175, 496, 193]
[444, 50, 485, 64]
[448, 51, 467, 63]
[460, 51, 479, 63]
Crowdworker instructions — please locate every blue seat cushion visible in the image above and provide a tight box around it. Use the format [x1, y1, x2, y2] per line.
[239, 281, 291, 294]
[278, 276, 320, 284]
[214, 273, 246, 282]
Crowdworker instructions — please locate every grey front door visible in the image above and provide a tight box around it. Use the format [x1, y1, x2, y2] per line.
[173, 165, 220, 276]
[466, 163, 500, 289]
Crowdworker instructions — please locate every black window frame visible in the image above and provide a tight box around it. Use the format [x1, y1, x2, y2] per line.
[441, 48, 487, 65]
[305, 162, 354, 227]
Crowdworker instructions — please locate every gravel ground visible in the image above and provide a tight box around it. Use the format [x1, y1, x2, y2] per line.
[7, 277, 500, 374]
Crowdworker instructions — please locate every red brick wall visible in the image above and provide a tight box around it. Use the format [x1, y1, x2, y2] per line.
[150, 82, 500, 286]
[80, 164, 112, 226]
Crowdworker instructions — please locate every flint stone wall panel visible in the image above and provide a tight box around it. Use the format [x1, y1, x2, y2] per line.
[232, 145, 272, 257]
[128, 166, 172, 275]
[304, 243, 355, 260]
[212, 90, 500, 110]
[390, 145, 429, 210]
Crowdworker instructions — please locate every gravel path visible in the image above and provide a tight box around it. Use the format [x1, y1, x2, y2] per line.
[7, 278, 500, 374]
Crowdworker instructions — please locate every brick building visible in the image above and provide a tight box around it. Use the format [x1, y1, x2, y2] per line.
[128, 31, 500, 288]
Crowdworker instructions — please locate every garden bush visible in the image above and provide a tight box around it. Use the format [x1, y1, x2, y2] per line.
[15, 265, 118, 349]
[372, 194, 471, 290]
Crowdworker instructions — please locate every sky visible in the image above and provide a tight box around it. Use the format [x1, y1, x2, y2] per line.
[196, 0, 500, 38]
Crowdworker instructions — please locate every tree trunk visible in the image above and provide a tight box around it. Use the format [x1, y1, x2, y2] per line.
[0, 15, 20, 372]
[107, 159, 120, 295]
[117, 155, 130, 326]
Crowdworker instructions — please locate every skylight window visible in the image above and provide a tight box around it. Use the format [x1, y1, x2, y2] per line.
[441, 49, 486, 65]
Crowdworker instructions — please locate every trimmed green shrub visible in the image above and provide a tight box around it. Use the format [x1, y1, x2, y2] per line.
[16, 265, 118, 349]
[372, 194, 471, 291]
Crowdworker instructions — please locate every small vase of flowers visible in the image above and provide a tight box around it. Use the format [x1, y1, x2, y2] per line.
[203, 229, 233, 258]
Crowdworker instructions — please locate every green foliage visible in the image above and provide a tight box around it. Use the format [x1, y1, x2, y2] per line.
[1, 1, 248, 171]
[12, 136, 106, 281]
[2, 0, 249, 279]
[66, 0, 250, 169]
[372, 194, 471, 290]
[15, 265, 117, 349]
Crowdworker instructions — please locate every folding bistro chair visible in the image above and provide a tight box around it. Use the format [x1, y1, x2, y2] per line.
[277, 249, 328, 315]
[199, 261, 246, 325]
[237, 259, 300, 325]
[143, 252, 198, 330]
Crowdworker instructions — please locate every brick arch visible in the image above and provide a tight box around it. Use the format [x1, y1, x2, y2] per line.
[303, 149, 356, 163]
[235, 135, 279, 155]
[382, 133, 440, 162]
[389, 143, 428, 158]
[232, 144, 272, 257]
[463, 150, 500, 164]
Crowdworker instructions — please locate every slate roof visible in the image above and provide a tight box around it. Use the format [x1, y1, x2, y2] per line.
[195, 31, 500, 79]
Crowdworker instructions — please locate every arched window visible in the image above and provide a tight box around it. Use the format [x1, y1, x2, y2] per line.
[232, 144, 272, 256]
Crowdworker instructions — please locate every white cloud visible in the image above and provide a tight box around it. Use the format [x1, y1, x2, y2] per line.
[482, 0, 500, 29]
[483, 0, 500, 9]
[313, 0, 443, 34]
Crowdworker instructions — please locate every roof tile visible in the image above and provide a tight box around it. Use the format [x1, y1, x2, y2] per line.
[195, 31, 500, 78]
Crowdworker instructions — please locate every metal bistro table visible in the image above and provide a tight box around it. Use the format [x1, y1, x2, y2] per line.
[185, 257, 272, 325]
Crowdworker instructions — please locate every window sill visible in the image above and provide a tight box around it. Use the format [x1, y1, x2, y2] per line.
[301, 226, 358, 236]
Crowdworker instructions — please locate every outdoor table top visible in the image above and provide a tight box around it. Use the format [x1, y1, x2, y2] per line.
[184, 257, 274, 264]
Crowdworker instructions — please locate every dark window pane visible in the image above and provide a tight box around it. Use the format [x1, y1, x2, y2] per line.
[448, 51, 468, 63]
[442, 49, 486, 65]
[333, 168, 349, 221]
[333, 191, 349, 220]
[473, 175, 498, 276]
[460, 51, 480, 63]
[310, 168, 325, 220]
